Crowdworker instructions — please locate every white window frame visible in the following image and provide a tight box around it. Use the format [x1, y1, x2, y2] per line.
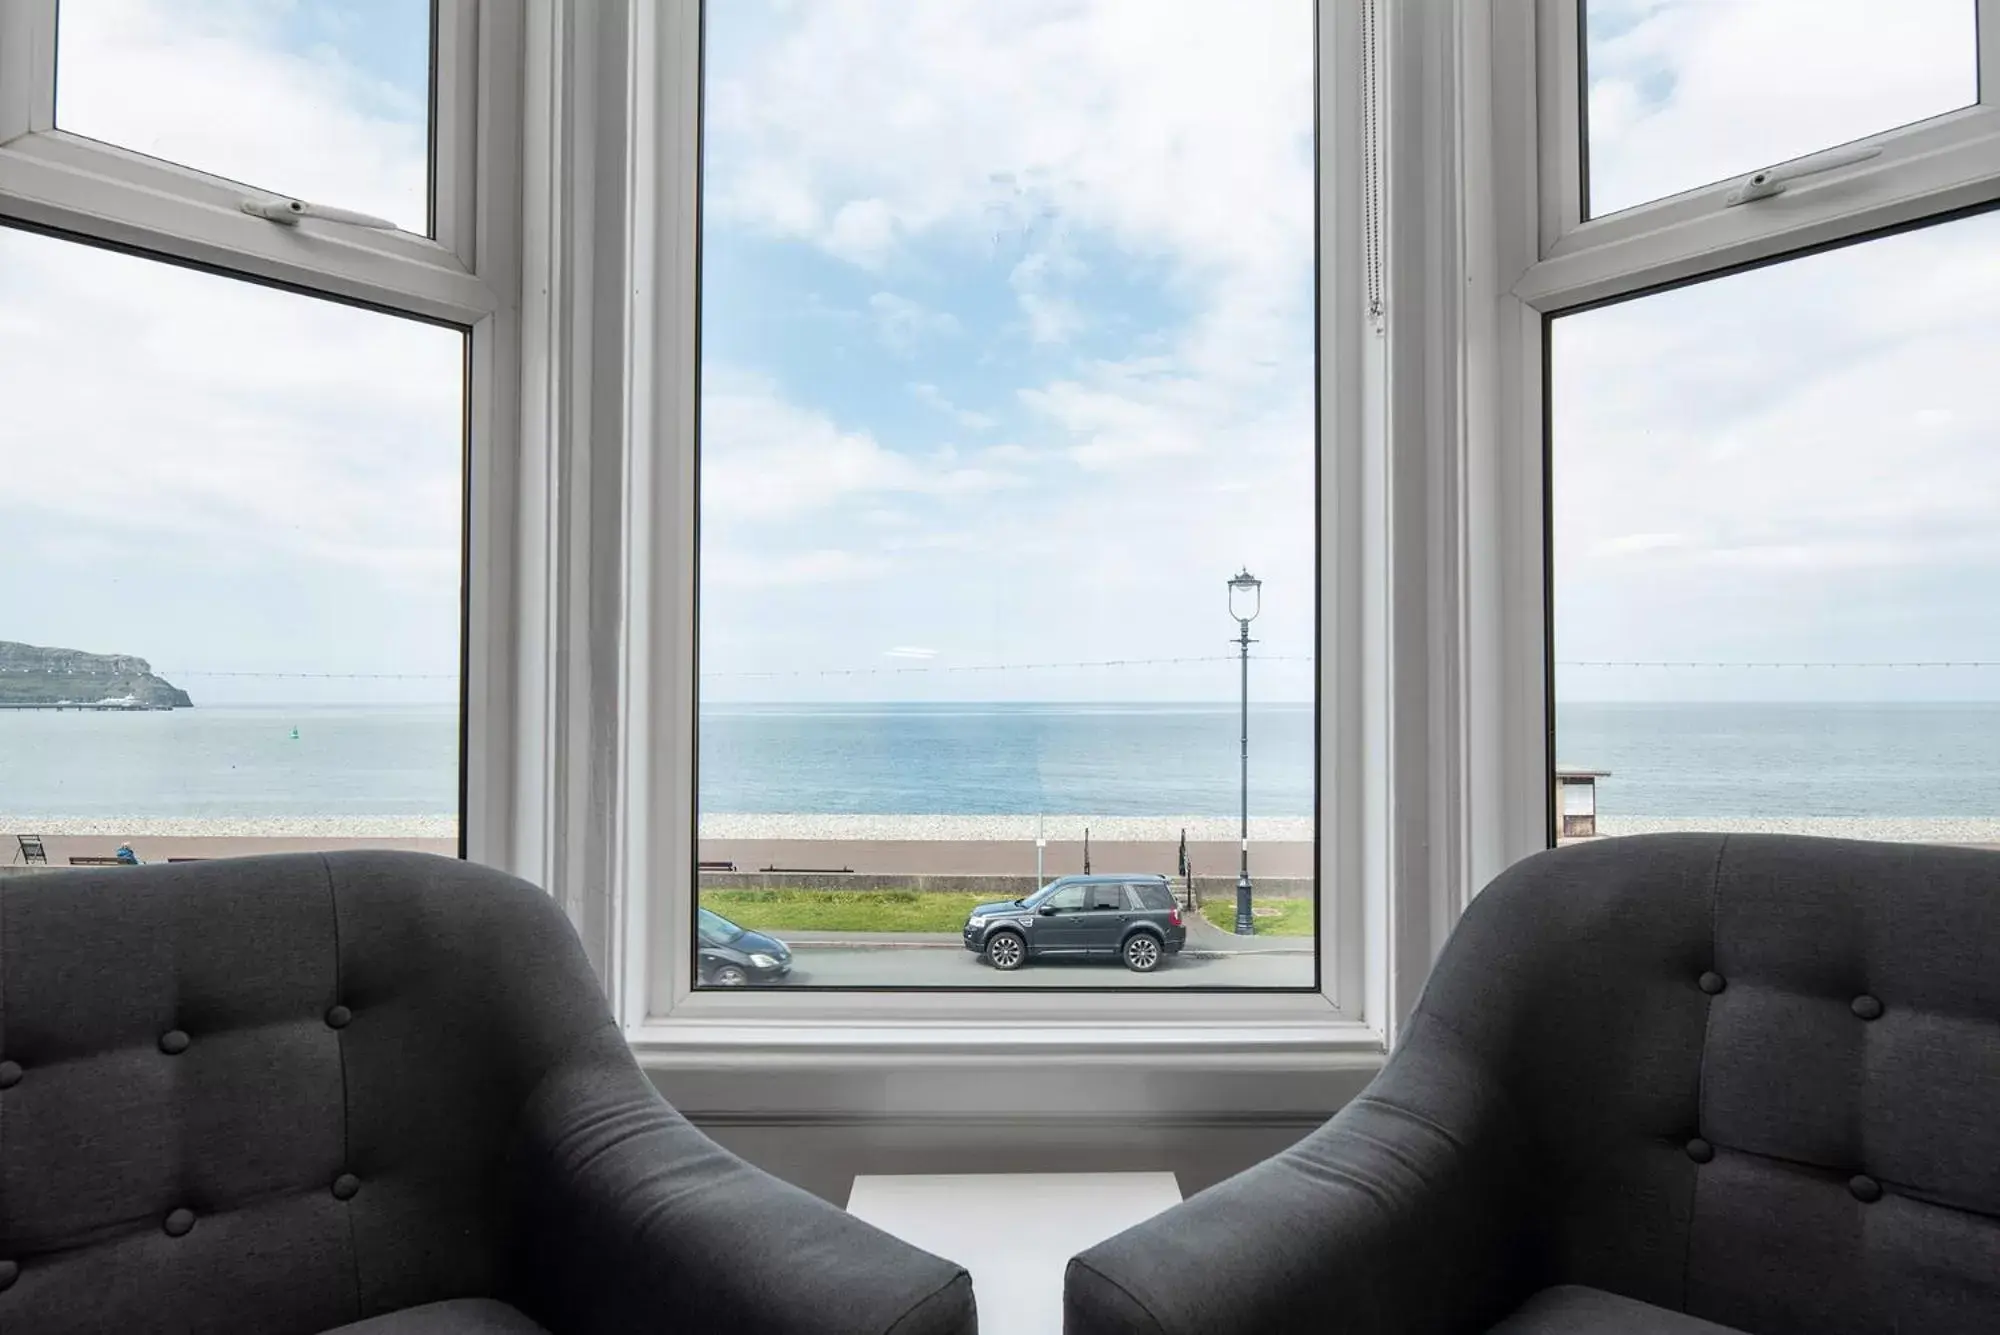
[0, 2, 533, 888]
[1463, 0, 2000, 872]
[34, 0, 1990, 1129]
[584, 0, 1502, 1115]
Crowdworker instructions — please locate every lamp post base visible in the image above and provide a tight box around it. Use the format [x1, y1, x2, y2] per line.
[1234, 875, 1255, 935]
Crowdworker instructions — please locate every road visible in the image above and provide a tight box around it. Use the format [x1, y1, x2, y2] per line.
[763, 945, 1315, 988]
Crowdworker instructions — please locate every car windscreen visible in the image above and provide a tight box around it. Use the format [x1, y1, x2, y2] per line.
[697, 907, 746, 946]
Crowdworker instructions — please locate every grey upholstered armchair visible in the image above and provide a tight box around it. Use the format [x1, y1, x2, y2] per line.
[1067, 833, 2000, 1335]
[0, 852, 975, 1335]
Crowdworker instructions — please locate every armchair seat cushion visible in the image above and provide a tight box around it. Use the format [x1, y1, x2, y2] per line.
[321, 1299, 551, 1334]
[1489, 1287, 1746, 1335]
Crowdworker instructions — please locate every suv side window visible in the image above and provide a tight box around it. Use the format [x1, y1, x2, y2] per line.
[1087, 885, 1125, 911]
[1129, 882, 1172, 911]
[1044, 885, 1086, 911]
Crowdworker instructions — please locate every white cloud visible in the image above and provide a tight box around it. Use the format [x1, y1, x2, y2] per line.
[0, 229, 461, 586]
[706, 549, 892, 588]
[829, 200, 902, 268]
[709, 0, 1312, 293]
[1583, 0, 1974, 216]
[869, 292, 961, 356]
[1009, 249, 1088, 345]
[703, 373, 1021, 523]
[1592, 532, 1692, 558]
[909, 382, 998, 431]
[56, 0, 428, 231]
[707, 0, 1316, 477]
[1552, 208, 2000, 696]
[885, 646, 938, 659]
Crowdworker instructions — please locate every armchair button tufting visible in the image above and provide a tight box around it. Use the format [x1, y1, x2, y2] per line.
[1685, 1137, 1714, 1164]
[1698, 971, 1726, 995]
[0, 1259, 17, 1291]
[1849, 1175, 1882, 1203]
[159, 1030, 190, 1055]
[332, 1174, 360, 1201]
[1851, 994, 1883, 1020]
[163, 1208, 196, 1237]
[325, 1005, 353, 1030]
[0, 1060, 20, 1089]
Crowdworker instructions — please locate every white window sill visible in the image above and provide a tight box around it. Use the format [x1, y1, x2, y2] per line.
[628, 1001, 1388, 1129]
[630, 1016, 1384, 1124]
[631, 1018, 1384, 1066]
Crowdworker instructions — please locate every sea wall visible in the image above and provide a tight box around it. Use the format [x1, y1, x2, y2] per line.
[697, 870, 1315, 898]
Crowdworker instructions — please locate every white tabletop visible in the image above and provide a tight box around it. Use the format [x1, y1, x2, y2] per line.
[846, 1172, 1183, 1335]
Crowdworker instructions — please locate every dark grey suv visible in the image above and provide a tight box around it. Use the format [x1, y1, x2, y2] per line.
[962, 874, 1187, 972]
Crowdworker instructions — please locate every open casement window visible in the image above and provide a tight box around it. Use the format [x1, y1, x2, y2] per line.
[0, 3, 523, 871]
[1530, 0, 2000, 299]
[1466, 4, 2000, 862]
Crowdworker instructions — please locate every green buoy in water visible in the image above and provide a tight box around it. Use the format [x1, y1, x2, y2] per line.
[289, 727, 300, 740]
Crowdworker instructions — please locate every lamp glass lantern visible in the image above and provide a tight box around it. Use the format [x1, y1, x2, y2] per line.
[1228, 569, 1262, 624]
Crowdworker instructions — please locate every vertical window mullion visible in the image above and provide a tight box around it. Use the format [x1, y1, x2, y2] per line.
[1535, 0, 1585, 251]
[1323, 0, 1373, 1028]
[633, 0, 702, 1025]
[434, 0, 481, 262]
[0, 0, 57, 144]
[1982, 0, 2000, 104]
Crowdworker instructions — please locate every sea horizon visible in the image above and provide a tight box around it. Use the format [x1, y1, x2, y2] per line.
[7, 699, 2000, 826]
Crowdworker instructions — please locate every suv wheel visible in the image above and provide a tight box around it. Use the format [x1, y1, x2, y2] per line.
[985, 930, 1027, 971]
[1122, 933, 1162, 973]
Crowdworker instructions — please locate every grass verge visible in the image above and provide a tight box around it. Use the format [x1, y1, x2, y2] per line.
[701, 888, 991, 934]
[1199, 895, 1316, 937]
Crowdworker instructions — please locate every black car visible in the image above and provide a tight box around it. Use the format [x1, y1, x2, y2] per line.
[962, 874, 1187, 972]
[697, 906, 793, 986]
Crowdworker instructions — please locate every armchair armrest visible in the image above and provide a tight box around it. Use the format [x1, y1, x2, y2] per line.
[512, 1026, 975, 1335]
[1065, 1015, 1534, 1335]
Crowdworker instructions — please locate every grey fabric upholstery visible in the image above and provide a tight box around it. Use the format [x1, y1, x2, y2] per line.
[1486, 1286, 1742, 1334]
[0, 852, 975, 1335]
[1065, 834, 2000, 1335]
[323, 1298, 551, 1334]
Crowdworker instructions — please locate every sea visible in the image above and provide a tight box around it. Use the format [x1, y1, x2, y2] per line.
[5, 700, 2000, 820]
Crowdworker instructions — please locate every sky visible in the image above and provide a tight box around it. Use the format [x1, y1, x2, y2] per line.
[697, 0, 1320, 704]
[1555, 0, 2000, 704]
[1, 1, 455, 707]
[3, 1, 1995, 711]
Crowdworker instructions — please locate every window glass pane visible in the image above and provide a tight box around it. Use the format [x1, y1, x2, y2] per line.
[55, 0, 432, 235]
[697, 0, 1318, 990]
[1551, 208, 2000, 846]
[1583, 0, 1978, 219]
[0, 227, 466, 867]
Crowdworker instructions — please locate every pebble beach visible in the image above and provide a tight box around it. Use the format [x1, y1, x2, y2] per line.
[12, 811, 2000, 845]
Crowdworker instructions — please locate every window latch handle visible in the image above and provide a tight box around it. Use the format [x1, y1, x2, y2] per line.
[240, 197, 399, 230]
[1725, 144, 1882, 206]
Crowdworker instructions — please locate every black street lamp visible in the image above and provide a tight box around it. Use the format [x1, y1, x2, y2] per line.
[1228, 568, 1262, 935]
